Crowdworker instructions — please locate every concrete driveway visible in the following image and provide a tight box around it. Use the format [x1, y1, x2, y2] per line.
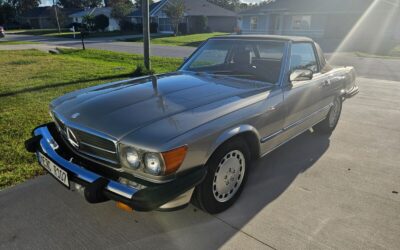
[1, 77, 399, 249]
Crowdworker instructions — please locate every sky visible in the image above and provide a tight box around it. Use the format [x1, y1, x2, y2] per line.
[40, 0, 266, 6]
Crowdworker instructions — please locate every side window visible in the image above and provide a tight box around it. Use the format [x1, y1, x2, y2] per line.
[290, 43, 318, 73]
[257, 43, 284, 60]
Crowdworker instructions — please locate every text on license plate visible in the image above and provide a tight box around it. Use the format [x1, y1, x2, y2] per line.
[38, 152, 70, 187]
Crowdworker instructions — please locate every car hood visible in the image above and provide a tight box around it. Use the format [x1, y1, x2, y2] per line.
[51, 72, 271, 141]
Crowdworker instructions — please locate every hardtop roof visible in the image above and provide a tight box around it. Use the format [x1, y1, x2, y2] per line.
[210, 35, 314, 43]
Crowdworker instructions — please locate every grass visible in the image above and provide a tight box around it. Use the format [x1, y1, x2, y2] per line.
[390, 45, 400, 57]
[355, 51, 400, 59]
[5, 29, 67, 36]
[0, 49, 182, 190]
[0, 40, 41, 45]
[122, 32, 229, 47]
[354, 44, 400, 59]
[6, 29, 139, 39]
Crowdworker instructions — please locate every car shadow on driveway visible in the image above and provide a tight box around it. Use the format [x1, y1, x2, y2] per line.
[0, 131, 330, 249]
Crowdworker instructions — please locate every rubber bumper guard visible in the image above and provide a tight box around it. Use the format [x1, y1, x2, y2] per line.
[25, 124, 206, 211]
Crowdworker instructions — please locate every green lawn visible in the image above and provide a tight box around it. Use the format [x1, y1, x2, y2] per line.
[5, 29, 68, 36]
[0, 49, 181, 189]
[122, 32, 229, 47]
[0, 40, 41, 45]
[355, 51, 400, 59]
[390, 45, 400, 57]
[6, 29, 138, 39]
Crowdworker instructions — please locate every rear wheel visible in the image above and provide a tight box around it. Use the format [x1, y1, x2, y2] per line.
[193, 138, 250, 214]
[314, 96, 342, 134]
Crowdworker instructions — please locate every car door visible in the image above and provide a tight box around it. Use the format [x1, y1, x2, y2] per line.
[281, 42, 324, 141]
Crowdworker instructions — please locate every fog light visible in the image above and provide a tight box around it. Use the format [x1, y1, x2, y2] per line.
[71, 182, 85, 196]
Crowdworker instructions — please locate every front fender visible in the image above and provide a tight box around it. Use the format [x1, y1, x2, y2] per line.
[205, 124, 260, 162]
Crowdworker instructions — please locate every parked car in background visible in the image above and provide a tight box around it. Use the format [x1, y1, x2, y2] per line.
[0, 26, 5, 38]
[25, 35, 358, 214]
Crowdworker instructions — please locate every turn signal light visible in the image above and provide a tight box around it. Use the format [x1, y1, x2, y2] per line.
[116, 202, 133, 212]
[162, 145, 188, 174]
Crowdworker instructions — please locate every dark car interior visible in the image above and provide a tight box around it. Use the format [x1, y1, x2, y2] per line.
[185, 40, 285, 84]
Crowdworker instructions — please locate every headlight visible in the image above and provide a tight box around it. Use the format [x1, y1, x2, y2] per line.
[144, 153, 164, 175]
[125, 147, 140, 169]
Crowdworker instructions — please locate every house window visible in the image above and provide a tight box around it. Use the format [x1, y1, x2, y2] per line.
[291, 15, 311, 30]
[250, 16, 258, 31]
[158, 18, 173, 32]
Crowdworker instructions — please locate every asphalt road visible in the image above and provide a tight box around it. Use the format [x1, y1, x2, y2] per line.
[1, 77, 399, 249]
[3, 34, 195, 58]
[4, 34, 400, 82]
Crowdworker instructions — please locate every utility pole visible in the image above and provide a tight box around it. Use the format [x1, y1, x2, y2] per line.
[142, 0, 151, 70]
[53, 0, 61, 33]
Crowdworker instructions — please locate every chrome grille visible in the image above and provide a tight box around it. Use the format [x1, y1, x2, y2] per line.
[53, 114, 118, 164]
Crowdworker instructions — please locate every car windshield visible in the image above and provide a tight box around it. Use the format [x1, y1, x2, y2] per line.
[181, 39, 286, 84]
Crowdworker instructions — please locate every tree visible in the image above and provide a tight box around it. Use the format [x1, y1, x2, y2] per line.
[132, 0, 154, 9]
[108, 0, 134, 21]
[207, 0, 240, 11]
[57, 0, 102, 8]
[82, 14, 95, 31]
[8, 0, 40, 13]
[0, 2, 15, 25]
[94, 14, 109, 31]
[164, 0, 184, 36]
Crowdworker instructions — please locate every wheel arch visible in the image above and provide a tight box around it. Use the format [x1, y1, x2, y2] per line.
[205, 125, 261, 165]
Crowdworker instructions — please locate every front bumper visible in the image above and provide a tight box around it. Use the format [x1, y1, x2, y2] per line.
[25, 123, 206, 211]
[344, 85, 359, 99]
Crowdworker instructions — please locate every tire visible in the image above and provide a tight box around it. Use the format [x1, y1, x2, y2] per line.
[193, 138, 250, 214]
[314, 96, 342, 134]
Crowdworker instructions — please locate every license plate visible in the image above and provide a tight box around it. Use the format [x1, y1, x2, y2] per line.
[38, 152, 69, 188]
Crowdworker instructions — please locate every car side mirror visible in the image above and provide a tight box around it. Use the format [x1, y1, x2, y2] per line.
[290, 69, 313, 82]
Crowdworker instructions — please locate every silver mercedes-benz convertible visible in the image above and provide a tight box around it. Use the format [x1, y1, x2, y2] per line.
[26, 35, 358, 214]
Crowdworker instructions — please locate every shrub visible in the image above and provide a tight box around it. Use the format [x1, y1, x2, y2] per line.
[150, 22, 158, 33]
[190, 16, 208, 33]
[133, 23, 143, 33]
[132, 64, 155, 77]
[178, 22, 187, 34]
[94, 14, 109, 31]
[119, 19, 135, 32]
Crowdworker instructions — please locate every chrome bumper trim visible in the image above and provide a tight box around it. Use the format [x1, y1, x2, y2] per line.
[34, 126, 137, 199]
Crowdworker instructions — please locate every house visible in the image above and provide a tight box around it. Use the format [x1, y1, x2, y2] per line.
[128, 0, 237, 33]
[238, 0, 400, 53]
[69, 7, 120, 31]
[19, 7, 78, 29]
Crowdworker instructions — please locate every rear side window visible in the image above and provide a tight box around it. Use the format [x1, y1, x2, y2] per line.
[257, 43, 285, 60]
[290, 43, 318, 73]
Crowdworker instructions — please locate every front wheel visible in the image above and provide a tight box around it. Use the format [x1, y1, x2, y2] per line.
[314, 96, 342, 134]
[193, 138, 250, 214]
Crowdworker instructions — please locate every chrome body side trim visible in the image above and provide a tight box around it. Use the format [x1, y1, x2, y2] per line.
[283, 103, 332, 131]
[260, 116, 326, 158]
[260, 103, 332, 143]
[260, 129, 283, 143]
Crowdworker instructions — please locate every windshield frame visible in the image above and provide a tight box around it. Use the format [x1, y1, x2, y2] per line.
[178, 38, 289, 86]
